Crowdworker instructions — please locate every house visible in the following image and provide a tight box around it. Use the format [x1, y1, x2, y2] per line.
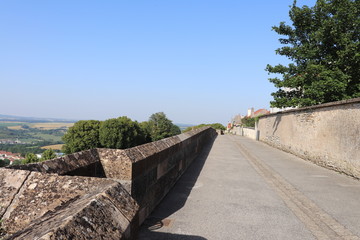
[0, 151, 24, 164]
[253, 109, 270, 117]
[246, 108, 270, 118]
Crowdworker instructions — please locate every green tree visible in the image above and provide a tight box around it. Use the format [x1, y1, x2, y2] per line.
[147, 112, 181, 141]
[183, 123, 226, 132]
[266, 0, 360, 108]
[139, 121, 153, 143]
[62, 120, 101, 154]
[12, 159, 22, 165]
[0, 159, 10, 167]
[41, 149, 56, 161]
[22, 153, 39, 164]
[99, 116, 146, 149]
[241, 117, 256, 128]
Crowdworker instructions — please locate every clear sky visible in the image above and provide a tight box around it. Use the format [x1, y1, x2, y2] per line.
[1, 0, 316, 125]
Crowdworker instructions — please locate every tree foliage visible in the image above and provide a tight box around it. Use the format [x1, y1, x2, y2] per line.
[267, 0, 360, 107]
[22, 153, 39, 164]
[61, 113, 180, 154]
[62, 120, 101, 154]
[139, 121, 153, 143]
[0, 159, 10, 167]
[99, 116, 146, 149]
[41, 149, 56, 161]
[241, 117, 256, 128]
[12, 159, 22, 165]
[183, 123, 226, 132]
[147, 112, 181, 141]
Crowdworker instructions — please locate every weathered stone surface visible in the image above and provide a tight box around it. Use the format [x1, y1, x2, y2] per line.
[131, 127, 217, 225]
[124, 148, 145, 163]
[258, 98, 360, 178]
[6, 182, 138, 240]
[7, 149, 100, 176]
[97, 148, 132, 180]
[2, 172, 117, 234]
[132, 143, 159, 179]
[100, 183, 138, 222]
[0, 126, 217, 239]
[0, 169, 30, 217]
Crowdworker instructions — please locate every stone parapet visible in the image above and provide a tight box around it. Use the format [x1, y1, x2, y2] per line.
[1, 127, 217, 239]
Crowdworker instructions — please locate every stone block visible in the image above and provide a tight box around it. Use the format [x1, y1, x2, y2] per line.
[124, 147, 145, 163]
[132, 142, 159, 179]
[157, 159, 168, 180]
[2, 172, 117, 234]
[98, 148, 133, 180]
[0, 169, 30, 217]
[7, 149, 100, 176]
[7, 182, 138, 240]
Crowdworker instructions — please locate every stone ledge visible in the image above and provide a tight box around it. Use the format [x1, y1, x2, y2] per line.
[261, 97, 360, 118]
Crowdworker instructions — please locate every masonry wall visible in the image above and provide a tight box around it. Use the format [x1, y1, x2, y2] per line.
[229, 126, 257, 140]
[2, 127, 216, 239]
[116, 127, 217, 224]
[258, 98, 360, 178]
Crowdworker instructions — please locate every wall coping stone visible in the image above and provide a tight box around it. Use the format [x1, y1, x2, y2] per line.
[260, 97, 360, 118]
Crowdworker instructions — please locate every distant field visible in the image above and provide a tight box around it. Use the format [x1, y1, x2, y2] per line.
[41, 144, 64, 150]
[7, 125, 24, 130]
[0, 122, 25, 128]
[28, 122, 74, 130]
[32, 133, 63, 142]
[0, 121, 74, 130]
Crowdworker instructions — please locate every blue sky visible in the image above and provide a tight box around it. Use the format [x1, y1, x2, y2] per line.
[1, 0, 316, 125]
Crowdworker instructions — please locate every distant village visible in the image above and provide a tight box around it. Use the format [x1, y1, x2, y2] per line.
[0, 139, 24, 144]
[228, 105, 296, 130]
[0, 150, 25, 164]
[228, 107, 269, 130]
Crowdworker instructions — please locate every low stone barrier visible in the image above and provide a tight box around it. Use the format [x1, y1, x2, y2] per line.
[2, 127, 217, 239]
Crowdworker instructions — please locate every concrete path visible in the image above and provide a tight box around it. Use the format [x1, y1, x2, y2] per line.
[138, 135, 360, 240]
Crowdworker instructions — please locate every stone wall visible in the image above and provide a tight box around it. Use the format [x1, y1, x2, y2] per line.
[2, 127, 216, 239]
[0, 168, 139, 240]
[229, 126, 257, 140]
[242, 127, 257, 140]
[258, 98, 360, 178]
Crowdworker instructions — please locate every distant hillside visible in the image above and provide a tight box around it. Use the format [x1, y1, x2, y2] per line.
[0, 114, 76, 123]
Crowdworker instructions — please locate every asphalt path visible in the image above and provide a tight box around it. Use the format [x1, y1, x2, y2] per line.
[139, 135, 360, 240]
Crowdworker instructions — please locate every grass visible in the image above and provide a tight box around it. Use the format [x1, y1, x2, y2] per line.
[41, 144, 64, 150]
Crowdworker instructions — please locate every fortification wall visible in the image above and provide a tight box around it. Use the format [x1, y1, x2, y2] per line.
[2, 127, 216, 239]
[258, 98, 360, 178]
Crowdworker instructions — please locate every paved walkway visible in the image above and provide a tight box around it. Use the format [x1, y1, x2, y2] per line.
[139, 135, 360, 240]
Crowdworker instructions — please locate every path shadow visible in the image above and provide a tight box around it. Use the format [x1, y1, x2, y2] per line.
[138, 136, 216, 240]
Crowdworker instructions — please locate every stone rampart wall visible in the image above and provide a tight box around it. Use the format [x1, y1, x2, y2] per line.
[2, 127, 216, 239]
[258, 98, 360, 178]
